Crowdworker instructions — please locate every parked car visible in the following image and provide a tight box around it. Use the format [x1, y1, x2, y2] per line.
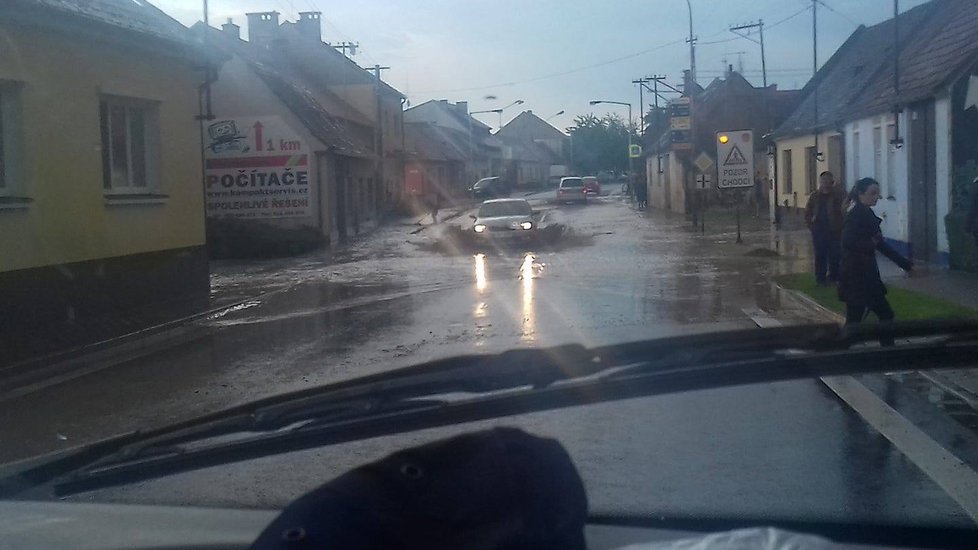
[469, 177, 510, 200]
[582, 176, 601, 196]
[556, 177, 588, 204]
[471, 199, 536, 240]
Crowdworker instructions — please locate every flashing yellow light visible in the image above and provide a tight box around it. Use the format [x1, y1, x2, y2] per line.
[718, 134, 729, 144]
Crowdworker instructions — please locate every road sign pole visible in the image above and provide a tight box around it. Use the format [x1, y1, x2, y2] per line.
[736, 204, 743, 243]
[700, 193, 706, 235]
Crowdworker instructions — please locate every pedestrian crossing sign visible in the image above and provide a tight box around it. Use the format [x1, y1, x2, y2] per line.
[716, 129, 754, 188]
[723, 145, 748, 166]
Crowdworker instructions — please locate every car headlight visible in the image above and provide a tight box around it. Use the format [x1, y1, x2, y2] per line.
[474, 224, 487, 233]
[520, 221, 533, 230]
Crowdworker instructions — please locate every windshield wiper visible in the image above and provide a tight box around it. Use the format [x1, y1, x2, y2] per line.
[3, 320, 978, 498]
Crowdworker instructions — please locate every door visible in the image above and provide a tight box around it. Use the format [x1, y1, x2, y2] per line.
[908, 100, 937, 263]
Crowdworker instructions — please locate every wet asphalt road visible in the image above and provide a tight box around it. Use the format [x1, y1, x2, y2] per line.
[2, 191, 977, 527]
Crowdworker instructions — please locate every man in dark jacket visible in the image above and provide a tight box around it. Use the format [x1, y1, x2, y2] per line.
[804, 171, 846, 285]
[966, 176, 978, 247]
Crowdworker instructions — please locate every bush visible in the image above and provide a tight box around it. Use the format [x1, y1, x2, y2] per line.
[207, 218, 326, 259]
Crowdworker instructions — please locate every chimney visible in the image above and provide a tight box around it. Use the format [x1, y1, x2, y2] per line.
[245, 11, 280, 47]
[221, 17, 240, 40]
[456, 101, 468, 114]
[296, 11, 322, 43]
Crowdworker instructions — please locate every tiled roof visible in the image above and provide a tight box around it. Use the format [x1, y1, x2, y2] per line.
[196, 24, 373, 158]
[278, 23, 405, 99]
[776, 0, 977, 137]
[6, 0, 197, 46]
[249, 61, 373, 158]
[850, 0, 978, 118]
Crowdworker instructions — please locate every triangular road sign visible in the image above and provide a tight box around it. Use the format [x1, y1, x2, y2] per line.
[723, 145, 748, 166]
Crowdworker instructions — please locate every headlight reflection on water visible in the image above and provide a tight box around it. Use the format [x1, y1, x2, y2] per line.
[474, 253, 487, 292]
[520, 253, 535, 344]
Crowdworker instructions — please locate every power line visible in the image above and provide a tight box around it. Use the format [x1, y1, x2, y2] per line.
[411, 2, 814, 95]
[699, 4, 810, 47]
[816, 0, 860, 27]
[413, 38, 688, 94]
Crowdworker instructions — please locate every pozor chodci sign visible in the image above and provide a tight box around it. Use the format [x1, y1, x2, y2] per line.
[204, 116, 312, 219]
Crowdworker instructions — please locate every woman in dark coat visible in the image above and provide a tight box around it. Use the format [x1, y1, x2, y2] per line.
[838, 177, 913, 346]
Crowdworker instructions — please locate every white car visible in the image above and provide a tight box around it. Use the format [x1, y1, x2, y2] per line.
[472, 199, 536, 239]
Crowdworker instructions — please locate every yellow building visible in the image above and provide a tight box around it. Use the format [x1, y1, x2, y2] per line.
[0, 1, 211, 362]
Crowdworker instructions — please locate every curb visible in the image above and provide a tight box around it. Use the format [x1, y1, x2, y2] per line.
[777, 283, 978, 411]
[776, 285, 844, 323]
[0, 290, 285, 403]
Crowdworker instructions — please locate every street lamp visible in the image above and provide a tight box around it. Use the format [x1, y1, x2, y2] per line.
[497, 99, 525, 129]
[546, 110, 565, 122]
[590, 100, 634, 188]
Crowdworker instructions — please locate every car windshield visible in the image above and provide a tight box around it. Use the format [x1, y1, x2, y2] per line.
[4, 0, 978, 543]
[478, 200, 531, 217]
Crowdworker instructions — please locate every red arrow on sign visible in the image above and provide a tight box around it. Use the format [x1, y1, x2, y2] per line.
[254, 121, 264, 151]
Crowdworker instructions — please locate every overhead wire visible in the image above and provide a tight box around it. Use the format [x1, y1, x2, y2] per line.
[816, 0, 861, 27]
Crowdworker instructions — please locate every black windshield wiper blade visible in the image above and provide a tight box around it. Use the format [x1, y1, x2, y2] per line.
[4, 320, 978, 498]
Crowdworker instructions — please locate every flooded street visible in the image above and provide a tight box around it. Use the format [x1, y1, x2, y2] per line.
[2, 193, 976, 526]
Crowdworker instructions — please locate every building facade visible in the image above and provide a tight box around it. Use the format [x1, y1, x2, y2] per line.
[0, 0, 211, 362]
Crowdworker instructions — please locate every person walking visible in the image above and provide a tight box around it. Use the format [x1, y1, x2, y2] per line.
[965, 176, 978, 247]
[838, 177, 913, 346]
[804, 171, 845, 285]
[429, 192, 440, 225]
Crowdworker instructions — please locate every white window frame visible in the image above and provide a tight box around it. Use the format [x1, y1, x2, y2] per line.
[0, 81, 26, 201]
[99, 95, 161, 196]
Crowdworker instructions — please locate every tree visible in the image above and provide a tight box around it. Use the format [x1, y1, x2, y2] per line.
[567, 113, 636, 175]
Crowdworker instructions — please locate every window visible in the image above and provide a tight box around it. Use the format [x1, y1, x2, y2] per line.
[99, 97, 159, 193]
[0, 84, 24, 197]
[852, 130, 860, 181]
[781, 149, 793, 193]
[804, 146, 817, 194]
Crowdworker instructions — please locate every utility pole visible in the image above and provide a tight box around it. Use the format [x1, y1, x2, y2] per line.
[641, 75, 678, 174]
[729, 20, 766, 87]
[632, 77, 654, 135]
[812, 0, 821, 161]
[685, 0, 697, 86]
[890, 0, 904, 148]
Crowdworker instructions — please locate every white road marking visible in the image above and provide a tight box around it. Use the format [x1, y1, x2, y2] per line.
[746, 309, 978, 523]
[821, 375, 978, 523]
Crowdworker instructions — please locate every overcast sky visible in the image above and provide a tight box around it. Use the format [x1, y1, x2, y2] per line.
[156, 0, 930, 130]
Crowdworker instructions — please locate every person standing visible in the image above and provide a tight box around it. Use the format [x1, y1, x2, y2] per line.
[965, 176, 978, 247]
[838, 177, 913, 346]
[804, 171, 845, 285]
